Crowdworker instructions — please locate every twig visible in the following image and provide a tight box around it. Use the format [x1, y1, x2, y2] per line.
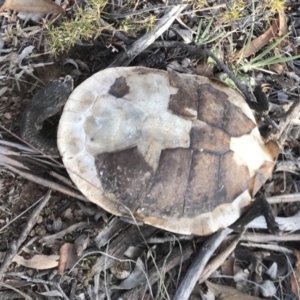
[0, 282, 32, 300]
[152, 41, 257, 106]
[230, 196, 279, 234]
[173, 228, 232, 300]
[3, 164, 87, 201]
[49, 171, 76, 189]
[232, 232, 300, 243]
[39, 222, 90, 246]
[240, 242, 293, 254]
[246, 213, 300, 232]
[199, 230, 244, 283]
[0, 195, 46, 234]
[0, 191, 52, 280]
[6, 273, 69, 300]
[108, 5, 188, 67]
[105, 4, 174, 19]
[267, 193, 300, 204]
[272, 99, 300, 142]
[0, 139, 37, 153]
[100, 18, 134, 45]
[120, 244, 193, 300]
[146, 235, 193, 244]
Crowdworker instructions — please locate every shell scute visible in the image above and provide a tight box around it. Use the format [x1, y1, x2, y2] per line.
[96, 147, 153, 212]
[190, 121, 230, 154]
[168, 70, 198, 119]
[141, 148, 192, 218]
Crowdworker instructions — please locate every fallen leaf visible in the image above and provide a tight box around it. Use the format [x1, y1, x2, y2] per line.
[206, 281, 263, 300]
[195, 62, 214, 77]
[13, 254, 59, 269]
[259, 280, 276, 297]
[4, 112, 12, 120]
[278, 9, 288, 37]
[269, 63, 285, 75]
[290, 250, 300, 298]
[37, 290, 63, 297]
[220, 256, 234, 285]
[17, 11, 44, 22]
[58, 243, 78, 274]
[0, 0, 64, 14]
[275, 161, 299, 174]
[234, 21, 279, 59]
[18, 46, 34, 66]
[74, 233, 89, 256]
[172, 24, 194, 43]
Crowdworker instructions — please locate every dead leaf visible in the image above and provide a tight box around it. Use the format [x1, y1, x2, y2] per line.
[13, 254, 59, 269]
[259, 280, 276, 297]
[172, 24, 194, 43]
[269, 63, 285, 75]
[17, 11, 44, 22]
[37, 290, 63, 297]
[0, 0, 64, 14]
[220, 256, 234, 285]
[199, 234, 242, 283]
[275, 161, 299, 174]
[74, 233, 89, 256]
[58, 243, 78, 274]
[290, 250, 300, 298]
[195, 62, 214, 77]
[206, 281, 263, 300]
[278, 9, 288, 37]
[234, 22, 279, 59]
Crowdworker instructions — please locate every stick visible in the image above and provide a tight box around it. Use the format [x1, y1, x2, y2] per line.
[108, 5, 188, 67]
[152, 41, 257, 106]
[173, 228, 232, 300]
[0, 190, 52, 280]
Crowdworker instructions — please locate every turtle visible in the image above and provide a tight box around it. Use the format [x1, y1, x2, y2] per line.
[56, 67, 280, 236]
[20, 75, 73, 155]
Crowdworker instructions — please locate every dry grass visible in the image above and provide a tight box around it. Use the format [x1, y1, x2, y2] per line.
[0, 0, 300, 299]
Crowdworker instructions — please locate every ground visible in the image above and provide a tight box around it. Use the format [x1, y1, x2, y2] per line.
[1, 0, 300, 299]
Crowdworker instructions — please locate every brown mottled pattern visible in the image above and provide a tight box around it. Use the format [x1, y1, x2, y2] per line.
[95, 147, 153, 214]
[58, 67, 278, 235]
[98, 79, 253, 219]
[223, 102, 256, 136]
[190, 121, 230, 154]
[197, 83, 255, 136]
[139, 150, 250, 219]
[197, 84, 227, 126]
[184, 151, 221, 216]
[218, 152, 249, 202]
[168, 70, 198, 118]
[108, 76, 130, 98]
[141, 148, 192, 218]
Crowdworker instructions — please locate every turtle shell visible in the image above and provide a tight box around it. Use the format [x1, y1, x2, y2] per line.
[57, 67, 279, 235]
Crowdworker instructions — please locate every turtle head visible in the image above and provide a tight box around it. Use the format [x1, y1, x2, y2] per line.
[31, 75, 74, 121]
[44, 75, 73, 109]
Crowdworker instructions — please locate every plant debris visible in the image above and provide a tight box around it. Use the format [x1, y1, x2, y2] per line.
[0, 0, 300, 299]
